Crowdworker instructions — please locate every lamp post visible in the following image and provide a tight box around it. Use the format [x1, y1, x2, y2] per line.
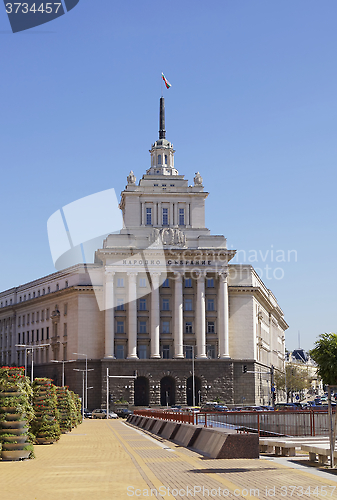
[73, 352, 89, 409]
[16, 343, 49, 383]
[50, 359, 76, 387]
[183, 344, 195, 407]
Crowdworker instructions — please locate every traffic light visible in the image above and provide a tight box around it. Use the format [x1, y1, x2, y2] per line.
[243, 365, 247, 373]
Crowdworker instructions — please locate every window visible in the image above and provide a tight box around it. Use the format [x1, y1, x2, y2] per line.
[64, 323, 67, 337]
[41, 310, 44, 321]
[65, 280, 68, 288]
[24, 295, 26, 301]
[162, 298, 170, 311]
[207, 299, 215, 311]
[47, 287, 50, 293]
[28, 293, 30, 299]
[162, 208, 168, 225]
[42, 289, 45, 295]
[22, 315, 25, 326]
[64, 303, 68, 316]
[117, 321, 124, 333]
[32, 313, 35, 324]
[20, 296, 22, 302]
[154, 183, 158, 186]
[56, 283, 59, 291]
[27, 314, 30, 325]
[146, 207, 152, 225]
[162, 278, 170, 288]
[157, 154, 161, 165]
[36, 312, 39, 322]
[185, 346, 193, 359]
[207, 278, 214, 288]
[165, 154, 168, 164]
[179, 208, 185, 225]
[139, 278, 146, 288]
[116, 345, 124, 359]
[10, 298, 12, 305]
[139, 321, 147, 334]
[31, 330, 34, 343]
[185, 321, 193, 334]
[46, 309, 50, 320]
[185, 278, 192, 288]
[207, 321, 215, 334]
[41, 328, 44, 340]
[184, 299, 192, 311]
[33, 292, 35, 298]
[116, 298, 125, 311]
[162, 345, 170, 359]
[170, 184, 174, 187]
[46, 327, 49, 339]
[18, 332, 20, 344]
[138, 345, 147, 359]
[139, 298, 147, 311]
[117, 278, 124, 288]
[18, 317, 21, 327]
[207, 345, 216, 359]
[36, 329, 39, 342]
[161, 321, 170, 334]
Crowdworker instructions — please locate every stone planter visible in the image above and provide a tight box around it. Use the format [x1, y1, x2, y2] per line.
[4, 413, 22, 421]
[1, 450, 30, 461]
[36, 437, 57, 445]
[1, 435, 27, 443]
[2, 420, 27, 429]
[0, 428, 23, 436]
[0, 407, 16, 413]
[2, 442, 28, 451]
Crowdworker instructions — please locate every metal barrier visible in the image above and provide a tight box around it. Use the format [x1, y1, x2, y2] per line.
[133, 409, 332, 437]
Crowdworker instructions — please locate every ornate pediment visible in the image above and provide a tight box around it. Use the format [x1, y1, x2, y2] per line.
[150, 227, 186, 247]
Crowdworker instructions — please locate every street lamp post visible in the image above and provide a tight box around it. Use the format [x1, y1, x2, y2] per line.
[50, 359, 76, 387]
[16, 343, 49, 383]
[73, 352, 89, 409]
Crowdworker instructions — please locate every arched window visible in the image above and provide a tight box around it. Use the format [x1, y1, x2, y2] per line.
[165, 155, 168, 164]
[157, 154, 161, 165]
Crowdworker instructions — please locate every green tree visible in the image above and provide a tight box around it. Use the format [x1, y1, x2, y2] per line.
[310, 333, 337, 386]
[274, 365, 313, 401]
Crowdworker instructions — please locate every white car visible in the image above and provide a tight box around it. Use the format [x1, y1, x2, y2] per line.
[92, 409, 118, 419]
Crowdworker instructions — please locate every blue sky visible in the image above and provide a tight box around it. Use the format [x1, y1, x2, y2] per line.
[0, 0, 336, 352]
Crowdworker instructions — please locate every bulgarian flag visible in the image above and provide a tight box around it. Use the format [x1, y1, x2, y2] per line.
[161, 73, 171, 89]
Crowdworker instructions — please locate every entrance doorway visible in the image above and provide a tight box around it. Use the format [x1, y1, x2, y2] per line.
[134, 377, 149, 406]
[160, 376, 175, 406]
[186, 376, 201, 406]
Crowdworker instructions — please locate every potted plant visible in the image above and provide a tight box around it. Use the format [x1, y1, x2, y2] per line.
[30, 378, 61, 445]
[0, 366, 35, 461]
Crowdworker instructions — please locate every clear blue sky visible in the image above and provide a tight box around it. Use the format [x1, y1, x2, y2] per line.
[0, 0, 336, 352]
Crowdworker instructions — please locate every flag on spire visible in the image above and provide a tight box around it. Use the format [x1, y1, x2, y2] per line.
[161, 73, 171, 89]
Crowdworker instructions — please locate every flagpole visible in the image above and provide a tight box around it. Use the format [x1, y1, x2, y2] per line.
[161, 75, 163, 97]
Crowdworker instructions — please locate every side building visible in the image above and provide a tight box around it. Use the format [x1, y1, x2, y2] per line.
[0, 99, 288, 408]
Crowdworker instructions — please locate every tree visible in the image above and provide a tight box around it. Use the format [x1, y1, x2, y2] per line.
[310, 333, 337, 386]
[274, 365, 313, 401]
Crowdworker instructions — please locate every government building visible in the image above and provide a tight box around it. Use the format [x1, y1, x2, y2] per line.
[0, 99, 288, 408]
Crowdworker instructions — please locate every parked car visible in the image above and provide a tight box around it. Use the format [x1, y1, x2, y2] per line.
[92, 409, 118, 419]
[83, 409, 92, 419]
[115, 408, 133, 418]
[274, 403, 302, 411]
[213, 405, 228, 412]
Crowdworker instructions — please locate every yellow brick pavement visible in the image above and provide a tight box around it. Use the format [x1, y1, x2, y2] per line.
[1, 420, 337, 500]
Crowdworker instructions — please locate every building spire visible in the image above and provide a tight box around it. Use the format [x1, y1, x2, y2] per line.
[159, 97, 166, 139]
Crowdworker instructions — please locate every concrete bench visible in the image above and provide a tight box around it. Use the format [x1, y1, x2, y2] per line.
[300, 444, 337, 465]
[259, 437, 329, 457]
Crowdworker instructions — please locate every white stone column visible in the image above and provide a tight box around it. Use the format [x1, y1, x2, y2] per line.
[158, 202, 161, 226]
[196, 275, 207, 358]
[127, 272, 138, 359]
[150, 273, 161, 358]
[141, 203, 145, 226]
[174, 273, 184, 358]
[174, 204, 178, 226]
[186, 203, 190, 227]
[104, 270, 115, 358]
[218, 272, 230, 358]
[169, 203, 174, 226]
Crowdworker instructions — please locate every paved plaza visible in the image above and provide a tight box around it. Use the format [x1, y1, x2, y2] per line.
[2, 420, 337, 500]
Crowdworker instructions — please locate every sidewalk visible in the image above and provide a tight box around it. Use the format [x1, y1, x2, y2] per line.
[1, 419, 337, 500]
